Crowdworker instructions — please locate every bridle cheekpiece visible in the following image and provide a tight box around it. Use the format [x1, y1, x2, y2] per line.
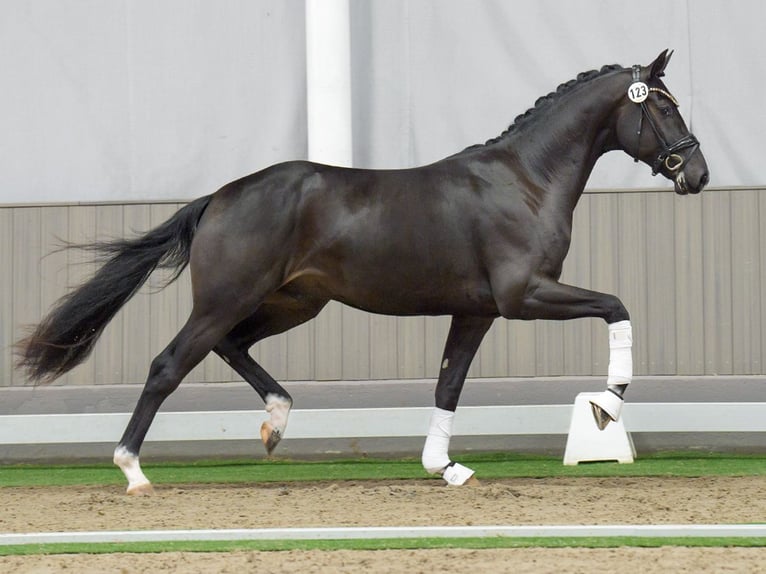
[629, 64, 699, 176]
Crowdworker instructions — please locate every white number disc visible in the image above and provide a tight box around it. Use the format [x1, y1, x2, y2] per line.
[628, 81, 649, 103]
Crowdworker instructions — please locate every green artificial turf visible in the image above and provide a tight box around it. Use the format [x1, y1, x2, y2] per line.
[1, 451, 764, 488]
[2, 536, 766, 556]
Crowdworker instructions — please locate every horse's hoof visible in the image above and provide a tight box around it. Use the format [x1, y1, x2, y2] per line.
[260, 421, 282, 455]
[464, 475, 481, 486]
[589, 390, 623, 431]
[126, 482, 155, 496]
[590, 402, 614, 431]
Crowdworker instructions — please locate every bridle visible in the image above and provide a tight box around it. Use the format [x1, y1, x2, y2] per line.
[630, 65, 699, 176]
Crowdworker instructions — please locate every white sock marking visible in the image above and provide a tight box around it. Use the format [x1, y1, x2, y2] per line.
[113, 446, 151, 491]
[265, 394, 291, 434]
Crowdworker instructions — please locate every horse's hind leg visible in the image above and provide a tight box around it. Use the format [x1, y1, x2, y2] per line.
[214, 296, 328, 454]
[216, 337, 291, 454]
[113, 308, 248, 495]
[422, 315, 494, 485]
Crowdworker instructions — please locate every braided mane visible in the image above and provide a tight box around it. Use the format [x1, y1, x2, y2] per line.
[464, 63, 625, 151]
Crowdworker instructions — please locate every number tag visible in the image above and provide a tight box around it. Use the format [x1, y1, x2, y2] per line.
[628, 81, 649, 103]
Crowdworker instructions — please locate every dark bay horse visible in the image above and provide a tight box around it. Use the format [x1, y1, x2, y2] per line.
[18, 50, 708, 493]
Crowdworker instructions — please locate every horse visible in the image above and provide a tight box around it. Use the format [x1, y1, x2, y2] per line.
[18, 50, 709, 493]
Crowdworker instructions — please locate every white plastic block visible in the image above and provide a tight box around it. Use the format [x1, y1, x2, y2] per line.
[563, 392, 635, 465]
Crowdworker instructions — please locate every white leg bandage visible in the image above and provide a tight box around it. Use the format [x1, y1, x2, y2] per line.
[422, 407, 453, 474]
[421, 407, 475, 485]
[607, 320, 633, 387]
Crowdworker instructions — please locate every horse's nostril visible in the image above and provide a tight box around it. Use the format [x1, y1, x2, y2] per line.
[700, 172, 709, 188]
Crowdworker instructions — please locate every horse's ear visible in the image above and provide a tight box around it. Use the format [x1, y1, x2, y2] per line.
[649, 49, 674, 78]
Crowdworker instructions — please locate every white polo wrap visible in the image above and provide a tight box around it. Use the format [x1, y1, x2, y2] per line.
[421, 407, 454, 474]
[607, 320, 633, 386]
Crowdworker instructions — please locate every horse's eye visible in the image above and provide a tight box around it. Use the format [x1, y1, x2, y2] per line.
[660, 106, 673, 117]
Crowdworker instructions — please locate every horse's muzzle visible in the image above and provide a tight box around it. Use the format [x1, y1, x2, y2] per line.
[675, 169, 709, 195]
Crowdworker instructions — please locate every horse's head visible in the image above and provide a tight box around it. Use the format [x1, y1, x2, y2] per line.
[614, 50, 709, 195]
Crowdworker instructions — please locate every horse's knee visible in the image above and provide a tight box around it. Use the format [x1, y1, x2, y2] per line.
[603, 295, 629, 324]
[494, 291, 526, 320]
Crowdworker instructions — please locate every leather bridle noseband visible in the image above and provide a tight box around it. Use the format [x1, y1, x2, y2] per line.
[630, 65, 699, 176]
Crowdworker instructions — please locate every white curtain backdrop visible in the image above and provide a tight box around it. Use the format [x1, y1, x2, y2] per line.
[1, 0, 762, 203]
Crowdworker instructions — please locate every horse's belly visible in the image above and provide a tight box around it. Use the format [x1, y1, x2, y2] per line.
[332, 275, 499, 317]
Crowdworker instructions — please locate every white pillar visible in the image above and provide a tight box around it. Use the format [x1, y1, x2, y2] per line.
[305, 0, 353, 167]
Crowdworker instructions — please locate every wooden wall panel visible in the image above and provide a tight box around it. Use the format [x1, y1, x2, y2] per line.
[396, 316, 426, 379]
[312, 302, 343, 380]
[11, 208, 42, 386]
[369, 314, 399, 379]
[702, 192, 734, 374]
[761, 191, 766, 376]
[341, 306, 371, 379]
[643, 193, 673, 374]
[674, 195, 705, 374]
[730, 190, 762, 374]
[0, 210, 13, 386]
[2, 188, 765, 387]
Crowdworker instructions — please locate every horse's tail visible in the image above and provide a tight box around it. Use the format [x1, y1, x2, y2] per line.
[16, 194, 214, 384]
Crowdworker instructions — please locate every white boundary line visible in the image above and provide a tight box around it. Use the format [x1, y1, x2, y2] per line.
[0, 524, 764, 545]
[2, 403, 765, 445]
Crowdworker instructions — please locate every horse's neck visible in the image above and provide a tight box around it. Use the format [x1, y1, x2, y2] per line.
[501, 76, 623, 212]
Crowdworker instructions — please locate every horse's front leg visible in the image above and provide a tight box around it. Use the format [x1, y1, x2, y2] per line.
[422, 315, 494, 485]
[512, 275, 632, 430]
